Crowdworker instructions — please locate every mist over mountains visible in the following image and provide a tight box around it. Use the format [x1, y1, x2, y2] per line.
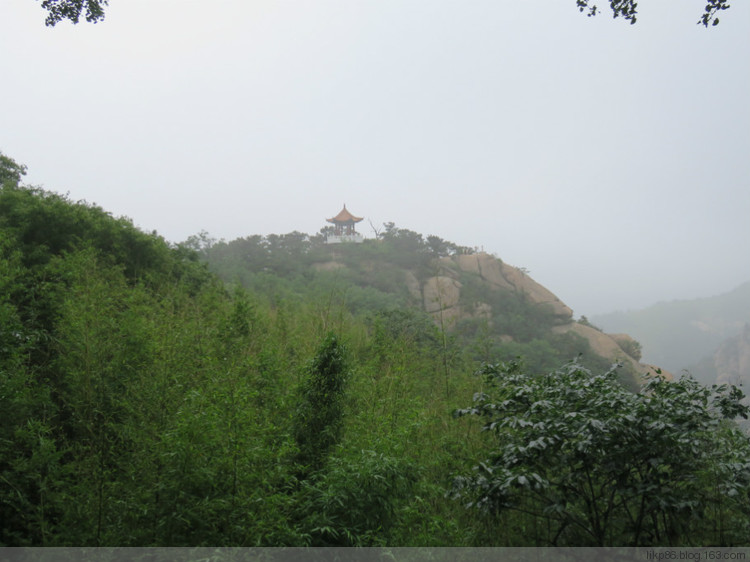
[592, 281, 750, 384]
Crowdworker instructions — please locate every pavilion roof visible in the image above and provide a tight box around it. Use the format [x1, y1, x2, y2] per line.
[326, 205, 363, 223]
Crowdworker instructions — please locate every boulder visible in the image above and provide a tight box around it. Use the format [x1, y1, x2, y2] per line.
[500, 262, 573, 318]
[452, 253, 572, 318]
[423, 276, 462, 314]
[454, 253, 514, 291]
[473, 302, 492, 319]
[405, 270, 422, 301]
[552, 323, 672, 381]
[423, 276, 463, 326]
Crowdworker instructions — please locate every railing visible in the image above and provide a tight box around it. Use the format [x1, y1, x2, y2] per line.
[326, 234, 364, 244]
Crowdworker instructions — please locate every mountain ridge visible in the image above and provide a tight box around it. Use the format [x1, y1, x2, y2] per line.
[202, 231, 664, 384]
[592, 281, 750, 383]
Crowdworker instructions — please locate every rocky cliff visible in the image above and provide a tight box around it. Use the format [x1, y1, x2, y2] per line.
[413, 253, 572, 320]
[413, 252, 668, 380]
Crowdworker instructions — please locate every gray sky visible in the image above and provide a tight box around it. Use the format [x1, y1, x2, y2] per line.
[2, 0, 749, 316]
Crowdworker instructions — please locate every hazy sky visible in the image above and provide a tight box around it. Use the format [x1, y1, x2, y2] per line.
[2, 0, 749, 316]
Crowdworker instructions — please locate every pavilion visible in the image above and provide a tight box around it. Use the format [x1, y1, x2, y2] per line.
[326, 205, 364, 244]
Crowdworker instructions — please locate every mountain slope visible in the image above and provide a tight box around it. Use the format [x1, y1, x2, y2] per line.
[2, 156, 748, 547]
[202, 229, 660, 385]
[592, 282, 750, 381]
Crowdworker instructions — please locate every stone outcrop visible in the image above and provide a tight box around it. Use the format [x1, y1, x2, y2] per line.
[551, 323, 671, 381]
[316, 249, 665, 381]
[448, 253, 573, 317]
[552, 324, 626, 362]
[434, 253, 665, 380]
[498, 262, 573, 318]
[426, 252, 573, 321]
[422, 276, 462, 326]
[405, 270, 422, 301]
[453, 254, 515, 291]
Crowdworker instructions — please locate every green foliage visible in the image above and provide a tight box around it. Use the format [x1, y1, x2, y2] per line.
[4, 157, 746, 547]
[295, 451, 416, 546]
[376, 224, 425, 269]
[454, 272, 605, 375]
[0, 152, 27, 186]
[575, 0, 730, 26]
[699, 0, 731, 26]
[39, 0, 108, 26]
[617, 337, 643, 361]
[372, 308, 441, 354]
[0, 179, 302, 545]
[202, 219, 616, 382]
[293, 334, 349, 473]
[204, 232, 329, 281]
[452, 360, 750, 546]
[457, 271, 564, 343]
[0, 184, 208, 285]
[577, 315, 602, 331]
[28, 1, 732, 28]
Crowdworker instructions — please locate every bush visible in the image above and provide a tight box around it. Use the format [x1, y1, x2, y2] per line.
[451, 360, 750, 546]
[293, 333, 349, 473]
[295, 450, 416, 546]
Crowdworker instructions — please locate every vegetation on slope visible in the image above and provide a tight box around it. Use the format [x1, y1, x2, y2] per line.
[198, 223, 624, 380]
[2, 152, 749, 546]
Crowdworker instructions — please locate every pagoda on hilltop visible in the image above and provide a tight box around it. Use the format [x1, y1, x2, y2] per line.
[326, 205, 364, 244]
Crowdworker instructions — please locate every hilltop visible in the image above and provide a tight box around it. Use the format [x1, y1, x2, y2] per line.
[198, 225, 662, 385]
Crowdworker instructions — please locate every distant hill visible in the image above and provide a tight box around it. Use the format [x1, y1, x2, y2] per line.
[592, 282, 750, 383]
[200, 227, 663, 386]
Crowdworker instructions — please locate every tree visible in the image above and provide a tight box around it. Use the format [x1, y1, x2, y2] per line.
[292, 333, 349, 474]
[38, 0, 107, 26]
[0, 152, 27, 186]
[576, 0, 731, 26]
[698, 0, 732, 27]
[35, 0, 731, 27]
[451, 360, 750, 546]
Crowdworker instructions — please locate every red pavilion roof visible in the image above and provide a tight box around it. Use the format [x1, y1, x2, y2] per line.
[326, 205, 363, 224]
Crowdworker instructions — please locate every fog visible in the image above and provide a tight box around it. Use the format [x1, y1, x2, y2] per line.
[2, 0, 748, 316]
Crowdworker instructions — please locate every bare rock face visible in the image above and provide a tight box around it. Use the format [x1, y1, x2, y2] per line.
[453, 253, 573, 318]
[422, 276, 462, 325]
[498, 262, 573, 318]
[422, 253, 574, 328]
[405, 270, 422, 301]
[553, 323, 635, 365]
[551, 323, 672, 381]
[715, 324, 750, 386]
[473, 302, 492, 319]
[454, 253, 514, 291]
[315, 249, 666, 382]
